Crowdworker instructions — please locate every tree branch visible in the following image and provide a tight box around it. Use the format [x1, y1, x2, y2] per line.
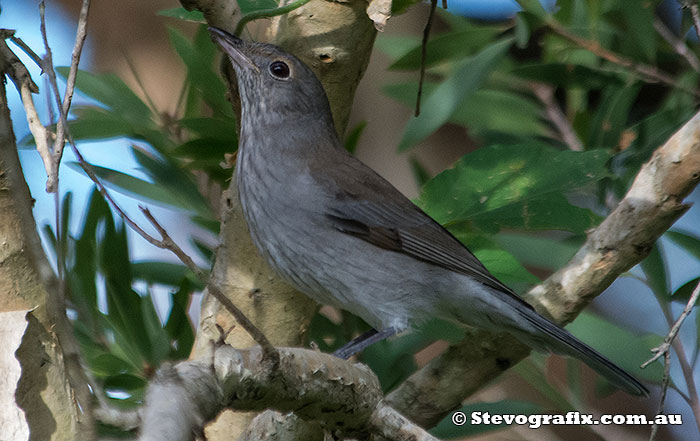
[654, 18, 700, 73]
[138, 346, 439, 441]
[41, 0, 91, 193]
[387, 109, 700, 428]
[531, 82, 583, 151]
[681, 0, 700, 41]
[547, 18, 700, 97]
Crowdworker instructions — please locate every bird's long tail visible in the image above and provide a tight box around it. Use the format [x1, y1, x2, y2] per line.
[512, 304, 649, 396]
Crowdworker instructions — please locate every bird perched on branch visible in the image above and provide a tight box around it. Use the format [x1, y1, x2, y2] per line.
[209, 27, 648, 396]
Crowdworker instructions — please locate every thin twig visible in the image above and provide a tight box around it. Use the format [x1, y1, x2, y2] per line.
[8, 35, 44, 68]
[547, 19, 700, 98]
[0, 39, 55, 182]
[654, 18, 700, 73]
[140, 207, 279, 368]
[642, 279, 700, 368]
[531, 83, 583, 151]
[40, 0, 91, 193]
[648, 351, 671, 441]
[681, 0, 700, 41]
[39, 1, 64, 193]
[415, 0, 437, 117]
[643, 280, 700, 436]
[234, 0, 312, 36]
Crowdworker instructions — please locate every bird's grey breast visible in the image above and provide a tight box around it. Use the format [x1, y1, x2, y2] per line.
[235, 133, 344, 304]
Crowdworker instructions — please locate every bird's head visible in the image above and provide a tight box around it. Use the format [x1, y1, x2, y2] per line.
[209, 27, 334, 127]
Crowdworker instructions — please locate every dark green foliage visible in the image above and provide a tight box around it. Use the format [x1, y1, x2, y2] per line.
[43, 190, 199, 408]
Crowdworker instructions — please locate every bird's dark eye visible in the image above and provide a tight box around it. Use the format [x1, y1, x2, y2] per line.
[269, 61, 290, 79]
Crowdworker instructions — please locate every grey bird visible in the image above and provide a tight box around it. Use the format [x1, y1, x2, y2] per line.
[209, 27, 648, 396]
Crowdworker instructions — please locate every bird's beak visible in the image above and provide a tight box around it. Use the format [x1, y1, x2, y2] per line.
[209, 27, 260, 73]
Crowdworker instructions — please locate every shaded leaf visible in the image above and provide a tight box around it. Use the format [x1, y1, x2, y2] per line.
[512, 63, 623, 88]
[238, 0, 278, 14]
[671, 277, 700, 304]
[640, 243, 670, 298]
[344, 121, 367, 154]
[398, 38, 513, 151]
[131, 261, 201, 288]
[158, 7, 205, 23]
[419, 144, 610, 233]
[56, 68, 152, 122]
[66, 162, 196, 212]
[666, 230, 700, 261]
[389, 26, 506, 71]
[566, 311, 664, 384]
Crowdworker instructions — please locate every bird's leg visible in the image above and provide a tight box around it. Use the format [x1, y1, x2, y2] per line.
[333, 327, 398, 359]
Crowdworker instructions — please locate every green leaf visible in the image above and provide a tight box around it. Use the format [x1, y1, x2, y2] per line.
[451, 88, 550, 138]
[158, 7, 206, 23]
[71, 189, 111, 330]
[414, 318, 465, 344]
[588, 83, 641, 149]
[419, 144, 610, 233]
[514, 13, 530, 48]
[391, 0, 422, 15]
[620, 0, 657, 63]
[173, 138, 236, 160]
[238, 0, 278, 14]
[361, 338, 419, 392]
[131, 148, 212, 217]
[131, 261, 202, 288]
[168, 26, 230, 116]
[385, 84, 550, 139]
[640, 243, 669, 298]
[430, 400, 542, 438]
[308, 313, 346, 352]
[66, 107, 135, 141]
[512, 63, 623, 88]
[164, 280, 195, 359]
[344, 121, 366, 154]
[103, 374, 147, 399]
[474, 193, 602, 233]
[374, 35, 421, 61]
[566, 311, 664, 384]
[398, 38, 513, 151]
[666, 230, 700, 261]
[56, 68, 152, 122]
[389, 25, 506, 71]
[178, 117, 237, 141]
[66, 162, 197, 212]
[515, 0, 548, 18]
[141, 292, 172, 363]
[671, 277, 700, 304]
[472, 247, 540, 286]
[409, 157, 430, 188]
[495, 233, 581, 271]
[91, 353, 133, 377]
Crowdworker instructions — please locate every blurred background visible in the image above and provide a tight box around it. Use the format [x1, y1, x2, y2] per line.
[3, 0, 700, 439]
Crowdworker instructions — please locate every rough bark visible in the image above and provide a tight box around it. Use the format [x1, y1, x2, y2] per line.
[139, 346, 439, 441]
[0, 74, 94, 439]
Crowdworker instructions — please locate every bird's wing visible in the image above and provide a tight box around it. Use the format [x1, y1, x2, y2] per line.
[310, 141, 532, 309]
[326, 195, 523, 302]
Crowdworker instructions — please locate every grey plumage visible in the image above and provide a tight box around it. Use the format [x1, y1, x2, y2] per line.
[210, 27, 648, 397]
